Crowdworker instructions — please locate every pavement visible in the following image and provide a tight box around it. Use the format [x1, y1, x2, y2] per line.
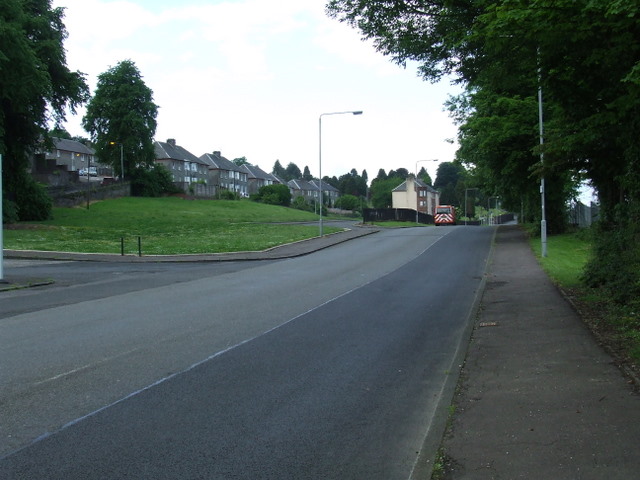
[439, 225, 640, 479]
[2, 224, 639, 479]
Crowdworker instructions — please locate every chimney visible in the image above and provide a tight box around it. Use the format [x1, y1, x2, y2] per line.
[213, 151, 221, 157]
[167, 139, 176, 147]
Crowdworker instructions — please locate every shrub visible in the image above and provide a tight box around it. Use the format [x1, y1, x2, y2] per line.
[219, 190, 239, 200]
[14, 179, 52, 221]
[255, 184, 291, 207]
[131, 164, 181, 197]
[2, 198, 19, 224]
[335, 194, 360, 211]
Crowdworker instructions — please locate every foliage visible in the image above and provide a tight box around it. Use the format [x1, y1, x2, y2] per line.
[285, 162, 302, 181]
[337, 169, 367, 197]
[335, 194, 360, 211]
[2, 198, 19, 224]
[233, 157, 249, 166]
[218, 190, 240, 200]
[369, 176, 404, 208]
[328, 0, 640, 299]
[130, 164, 181, 197]
[272, 160, 286, 179]
[302, 166, 313, 181]
[0, 0, 89, 220]
[4, 197, 340, 255]
[254, 184, 291, 207]
[82, 60, 158, 179]
[291, 195, 313, 212]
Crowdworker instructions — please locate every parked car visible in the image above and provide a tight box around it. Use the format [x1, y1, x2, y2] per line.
[101, 176, 116, 186]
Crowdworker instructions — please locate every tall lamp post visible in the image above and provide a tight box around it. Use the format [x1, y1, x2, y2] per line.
[538, 57, 547, 257]
[318, 110, 363, 236]
[415, 159, 438, 224]
[109, 141, 124, 180]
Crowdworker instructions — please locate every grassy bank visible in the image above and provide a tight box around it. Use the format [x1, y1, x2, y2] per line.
[529, 228, 640, 366]
[3, 197, 340, 255]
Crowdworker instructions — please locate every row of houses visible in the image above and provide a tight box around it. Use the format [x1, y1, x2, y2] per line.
[35, 137, 340, 206]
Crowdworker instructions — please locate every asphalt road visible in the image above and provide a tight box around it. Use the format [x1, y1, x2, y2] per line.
[0, 226, 495, 479]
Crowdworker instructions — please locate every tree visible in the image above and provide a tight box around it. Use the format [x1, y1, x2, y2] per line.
[329, 0, 640, 301]
[417, 166, 432, 186]
[272, 160, 286, 178]
[285, 162, 302, 181]
[369, 176, 404, 208]
[1, 0, 89, 220]
[234, 157, 249, 166]
[83, 60, 157, 180]
[302, 166, 313, 181]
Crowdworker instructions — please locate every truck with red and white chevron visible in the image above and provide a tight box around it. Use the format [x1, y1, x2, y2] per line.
[434, 205, 456, 225]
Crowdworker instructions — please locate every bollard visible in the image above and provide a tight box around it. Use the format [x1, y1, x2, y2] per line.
[138, 236, 142, 257]
[121, 237, 125, 256]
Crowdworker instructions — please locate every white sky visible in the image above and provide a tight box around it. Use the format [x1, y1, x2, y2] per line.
[53, 0, 463, 182]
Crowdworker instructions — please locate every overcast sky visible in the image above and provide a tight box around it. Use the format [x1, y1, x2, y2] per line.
[53, 0, 463, 182]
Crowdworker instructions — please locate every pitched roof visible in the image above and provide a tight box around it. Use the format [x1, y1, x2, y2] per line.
[309, 179, 339, 193]
[154, 139, 205, 165]
[200, 152, 240, 171]
[288, 179, 317, 191]
[50, 137, 95, 155]
[392, 177, 438, 193]
[241, 164, 272, 180]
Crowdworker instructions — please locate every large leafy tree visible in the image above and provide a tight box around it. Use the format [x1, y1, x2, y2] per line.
[328, 0, 640, 301]
[82, 60, 158, 180]
[1, 0, 88, 220]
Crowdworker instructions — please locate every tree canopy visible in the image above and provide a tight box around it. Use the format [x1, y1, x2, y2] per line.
[82, 60, 158, 180]
[1, 0, 89, 220]
[328, 0, 640, 302]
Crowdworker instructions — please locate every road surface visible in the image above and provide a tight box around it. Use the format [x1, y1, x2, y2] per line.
[0, 226, 494, 479]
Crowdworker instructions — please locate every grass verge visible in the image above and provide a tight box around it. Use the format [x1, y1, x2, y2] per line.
[529, 228, 640, 371]
[3, 197, 342, 255]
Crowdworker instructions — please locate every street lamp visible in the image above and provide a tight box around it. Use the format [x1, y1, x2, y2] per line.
[318, 110, 363, 236]
[415, 159, 438, 224]
[109, 141, 124, 180]
[537, 55, 547, 257]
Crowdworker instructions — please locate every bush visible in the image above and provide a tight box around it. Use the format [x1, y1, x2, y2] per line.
[292, 196, 313, 212]
[254, 184, 291, 207]
[219, 190, 240, 200]
[131, 164, 181, 197]
[2, 198, 19, 224]
[14, 179, 52, 221]
[335, 194, 360, 211]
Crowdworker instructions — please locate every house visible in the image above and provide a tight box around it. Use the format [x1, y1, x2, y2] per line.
[309, 179, 340, 207]
[288, 179, 318, 204]
[200, 151, 248, 197]
[36, 137, 99, 174]
[392, 176, 440, 216]
[240, 164, 277, 195]
[154, 139, 211, 194]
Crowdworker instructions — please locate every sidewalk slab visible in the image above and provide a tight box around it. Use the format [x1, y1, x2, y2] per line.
[440, 225, 640, 479]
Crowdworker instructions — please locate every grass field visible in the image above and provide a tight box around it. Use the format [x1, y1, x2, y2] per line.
[3, 197, 341, 255]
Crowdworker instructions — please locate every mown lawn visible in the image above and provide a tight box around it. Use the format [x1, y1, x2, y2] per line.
[3, 197, 339, 255]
